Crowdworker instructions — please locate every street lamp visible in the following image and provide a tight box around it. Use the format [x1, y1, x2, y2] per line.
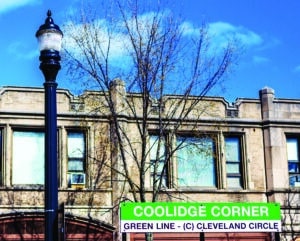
[36, 10, 63, 241]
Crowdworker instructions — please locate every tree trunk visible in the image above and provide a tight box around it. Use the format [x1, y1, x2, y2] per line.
[145, 232, 153, 241]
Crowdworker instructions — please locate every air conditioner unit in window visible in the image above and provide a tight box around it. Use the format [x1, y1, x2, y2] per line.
[70, 173, 86, 185]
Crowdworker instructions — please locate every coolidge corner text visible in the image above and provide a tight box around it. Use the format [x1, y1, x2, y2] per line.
[132, 203, 269, 218]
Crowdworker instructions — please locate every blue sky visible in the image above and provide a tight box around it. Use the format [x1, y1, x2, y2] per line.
[0, 0, 300, 103]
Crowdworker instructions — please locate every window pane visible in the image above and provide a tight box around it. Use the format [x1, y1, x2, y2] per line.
[67, 132, 85, 187]
[150, 136, 165, 161]
[225, 137, 240, 161]
[289, 175, 300, 187]
[289, 163, 299, 173]
[13, 131, 44, 185]
[226, 163, 240, 173]
[286, 137, 300, 187]
[227, 177, 241, 188]
[68, 132, 85, 158]
[150, 135, 167, 186]
[68, 159, 84, 171]
[225, 136, 242, 189]
[177, 137, 215, 187]
[287, 138, 298, 161]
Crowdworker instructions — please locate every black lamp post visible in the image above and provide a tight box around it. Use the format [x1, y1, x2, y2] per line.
[36, 10, 63, 241]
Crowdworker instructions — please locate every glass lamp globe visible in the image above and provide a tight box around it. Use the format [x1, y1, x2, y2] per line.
[36, 10, 63, 52]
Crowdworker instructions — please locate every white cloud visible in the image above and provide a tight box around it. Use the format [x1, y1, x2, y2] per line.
[181, 21, 263, 49]
[208, 22, 263, 48]
[0, 0, 40, 13]
[62, 10, 175, 71]
[63, 11, 265, 74]
[253, 56, 270, 64]
[62, 19, 132, 70]
[180, 21, 199, 36]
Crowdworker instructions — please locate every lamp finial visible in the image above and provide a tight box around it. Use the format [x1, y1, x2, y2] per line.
[47, 10, 51, 17]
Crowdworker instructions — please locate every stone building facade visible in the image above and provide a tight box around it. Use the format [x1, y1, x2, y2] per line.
[0, 84, 299, 241]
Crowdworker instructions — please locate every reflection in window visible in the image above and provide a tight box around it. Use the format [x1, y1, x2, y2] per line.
[287, 137, 300, 187]
[67, 132, 85, 186]
[225, 136, 243, 189]
[150, 135, 167, 187]
[177, 136, 216, 187]
[13, 131, 44, 185]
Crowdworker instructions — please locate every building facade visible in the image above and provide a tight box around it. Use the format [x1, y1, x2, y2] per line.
[0, 84, 299, 241]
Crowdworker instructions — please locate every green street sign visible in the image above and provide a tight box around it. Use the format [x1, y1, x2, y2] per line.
[120, 202, 280, 221]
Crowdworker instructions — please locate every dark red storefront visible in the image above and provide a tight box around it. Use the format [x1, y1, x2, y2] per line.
[0, 212, 114, 241]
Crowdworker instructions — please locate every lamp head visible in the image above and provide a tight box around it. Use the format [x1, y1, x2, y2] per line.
[36, 10, 63, 52]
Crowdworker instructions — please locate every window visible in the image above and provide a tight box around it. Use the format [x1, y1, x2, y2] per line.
[177, 136, 216, 187]
[148, 132, 246, 189]
[286, 137, 300, 187]
[12, 131, 44, 185]
[67, 131, 86, 186]
[224, 136, 243, 189]
[150, 135, 168, 187]
[0, 130, 2, 185]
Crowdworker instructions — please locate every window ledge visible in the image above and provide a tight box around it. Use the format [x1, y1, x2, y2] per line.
[146, 188, 265, 194]
[59, 187, 113, 192]
[10, 185, 44, 190]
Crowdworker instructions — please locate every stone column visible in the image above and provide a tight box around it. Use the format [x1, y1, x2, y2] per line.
[260, 87, 287, 200]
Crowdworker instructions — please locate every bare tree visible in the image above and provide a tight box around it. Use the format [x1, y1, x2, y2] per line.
[63, 0, 238, 239]
[280, 190, 300, 241]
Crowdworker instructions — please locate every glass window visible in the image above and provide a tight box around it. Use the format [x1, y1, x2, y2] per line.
[150, 135, 167, 187]
[177, 136, 216, 187]
[68, 132, 85, 171]
[225, 136, 243, 189]
[67, 132, 85, 186]
[12, 131, 44, 185]
[0, 130, 2, 185]
[287, 137, 300, 187]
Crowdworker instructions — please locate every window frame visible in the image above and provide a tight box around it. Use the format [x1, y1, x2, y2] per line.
[67, 130, 87, 187]
[147, 132, 248, 190]
[223, 134, 245, 189]
[286, 136, 300, 187]
[175, 134, 217, 188]
[12, 129, 45, 186]
[149, 134, 169, 189]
